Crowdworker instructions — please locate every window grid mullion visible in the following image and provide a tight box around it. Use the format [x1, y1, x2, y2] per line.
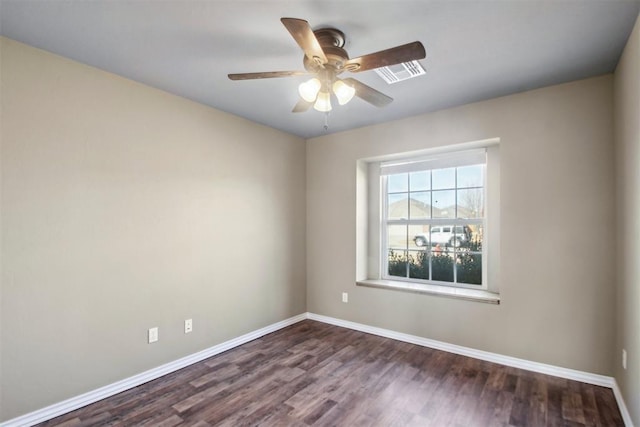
[386, 218, 483, 226]
[453, 167, 458, 284]
[405, 222, 409, 278]
[404, 173, 409, 278]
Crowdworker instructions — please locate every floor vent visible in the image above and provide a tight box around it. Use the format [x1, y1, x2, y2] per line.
[374, 60, 425, 84]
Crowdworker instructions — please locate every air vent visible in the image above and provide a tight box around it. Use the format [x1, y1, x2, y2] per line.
[374, 60, 425, 84]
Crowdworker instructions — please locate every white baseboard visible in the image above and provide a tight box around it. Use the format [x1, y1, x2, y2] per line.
[3, 311, 634, 427]
[0, 313, 307, 427]
[612, 379, 635, 427]
[307, 312, 635, 427]
[306, 313, 613, 387]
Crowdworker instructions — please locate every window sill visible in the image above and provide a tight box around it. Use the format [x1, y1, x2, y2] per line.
[356, 279, 500, 304]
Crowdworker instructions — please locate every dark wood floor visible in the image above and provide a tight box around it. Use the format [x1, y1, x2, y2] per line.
[38, 320, 623, 427]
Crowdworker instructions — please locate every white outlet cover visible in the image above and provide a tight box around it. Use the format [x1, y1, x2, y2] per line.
[342, 292, 348, 303]
[622, 349, 627, 370]
[185, 319, 193, 334]
[148, 327, 158, 344]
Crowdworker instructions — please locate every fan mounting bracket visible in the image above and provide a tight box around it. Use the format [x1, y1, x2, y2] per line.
[314, 28, 345, 48]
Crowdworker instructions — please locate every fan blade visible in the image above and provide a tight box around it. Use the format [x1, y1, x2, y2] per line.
[345, 41, 425, 72]
[281, 18, 328, 66]
[228, 71, 309, 80]
[292, 98, 313, 113]
[343, 78, 393, 107]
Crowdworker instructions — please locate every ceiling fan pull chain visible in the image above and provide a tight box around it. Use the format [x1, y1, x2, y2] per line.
[323, 112, 330, 132]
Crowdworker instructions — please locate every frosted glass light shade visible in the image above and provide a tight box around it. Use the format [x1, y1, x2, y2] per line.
[313, 91, 332, 112]
[332, 80, 356, 105]
[298, 78, 321, 102]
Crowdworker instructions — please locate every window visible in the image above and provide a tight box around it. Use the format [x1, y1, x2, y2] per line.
[381, 149, 486, 289]
[355, 140, 499, 303]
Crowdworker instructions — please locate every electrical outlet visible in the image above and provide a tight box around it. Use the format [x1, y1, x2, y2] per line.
[342, 292, 348, 303]
[148, 327, 158, 344]
[622, 349, 627, 370]
[185, 319, 193, 334]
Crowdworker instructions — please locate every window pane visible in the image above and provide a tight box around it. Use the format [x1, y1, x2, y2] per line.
[431, 239, 453, 254]
[409, 250, 429, 279]
[427, 225, 468, 248]
[431, 250, 454, 282]
[409, 191, 430, 219]
[409, 224, 430, 248]
[387, 224, 407, 250]
[457, 188, 484, 218]
[432, 190, 455, 218]
[457, 253, 482, 285]
[388, 250, 408, 278]
[388, 193, 409, 220]
[432, 167, 455, 190]
[388, 173, 408, 193]
[467, 224, 484, 251]
[450, 225, 472, 248]
[409, 171, 430, 191]
[457, 164, 484, 189]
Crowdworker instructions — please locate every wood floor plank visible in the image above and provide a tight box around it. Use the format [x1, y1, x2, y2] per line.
[36, 320, 625, 427]
[579, 385, 601, 427]
[50, 419, 81, 427]
[593, 385, 625, 426]
[562, 390, 587, 424]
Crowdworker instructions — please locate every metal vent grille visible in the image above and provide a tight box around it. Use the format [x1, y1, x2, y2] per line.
[374, 60, 425, 84]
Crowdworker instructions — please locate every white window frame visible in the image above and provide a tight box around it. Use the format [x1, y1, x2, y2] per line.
[379, 149, 488, 290]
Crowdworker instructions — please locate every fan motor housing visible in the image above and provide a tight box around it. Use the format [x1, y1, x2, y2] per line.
[303, 28, 350, 73]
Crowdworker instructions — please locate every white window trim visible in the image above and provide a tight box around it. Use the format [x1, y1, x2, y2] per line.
[355, 138, 500, 304]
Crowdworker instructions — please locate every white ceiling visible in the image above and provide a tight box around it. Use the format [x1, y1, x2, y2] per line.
[1, 1, 639, 139]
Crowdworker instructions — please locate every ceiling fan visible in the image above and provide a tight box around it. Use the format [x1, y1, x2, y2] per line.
[228, 18, 426, 113]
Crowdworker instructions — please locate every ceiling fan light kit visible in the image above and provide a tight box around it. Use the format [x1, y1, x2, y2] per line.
[297, 77, 355, 112]
[314, 90, 332, 112]
[228, 17, 426, 114]
[298, 77, 321, 102]
[333, 80, 356, 105]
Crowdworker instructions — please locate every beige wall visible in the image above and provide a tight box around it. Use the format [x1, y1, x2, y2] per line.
[307, 75, 615, 375]
[614, 13, 640, 426]
[0, 37, 306, 421]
